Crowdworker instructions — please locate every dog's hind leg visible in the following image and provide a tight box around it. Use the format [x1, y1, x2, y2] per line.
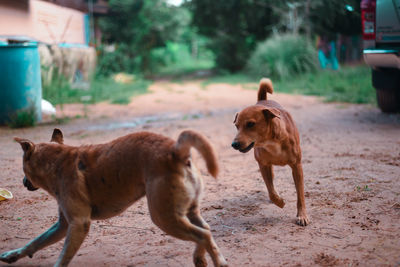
[164, 216, 227, 267]
[290, 163, 310, 226]
[193, 244, 207, 267]
[0, 209, 68, 264]
[187, 204, 211, 267]
[188, 204, 210, 230]
[54, 218, 91, 267]
[258, 164, 285, 208]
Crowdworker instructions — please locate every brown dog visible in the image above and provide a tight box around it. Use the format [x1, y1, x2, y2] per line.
[0, 129, 227, 267]
[232, 78, 309, 226]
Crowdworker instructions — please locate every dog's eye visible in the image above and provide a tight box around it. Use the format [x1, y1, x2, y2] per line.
[246, 122, 255, 128]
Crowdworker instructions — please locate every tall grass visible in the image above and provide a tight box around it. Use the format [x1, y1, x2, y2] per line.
[42, 74, 150, 106]
[246, 34, 319, 80]
[203, 65, 375, 104]
[275, 65, 375, 104]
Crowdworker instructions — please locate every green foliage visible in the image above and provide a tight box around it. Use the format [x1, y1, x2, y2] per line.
[96, 39, 215, 78]
[94, 0, 364, 75]
[96, 44, 141, 77]
[310, 0, 361, 37]
[152, 41, 215, 77]
[7, 107, 36, 128]
[99, 0, 191, 74]
[91, 77, 150, 105]
[276, 65, 375, 104]
[42, 68, 72, 108]
[204, 65, 375, 105]
[188, 0, 363, 71]
[356, 185, 372, 192]
[247, 34, 318, 80]
[188, 0, 279, 72]
[42, 73, 150, 106]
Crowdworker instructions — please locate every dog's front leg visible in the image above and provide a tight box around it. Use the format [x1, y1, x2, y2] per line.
[0, 209, 68, 264]
[258, 163, 285, 208]
[54, 219, 91, 267]
[290, 163, 310, 226]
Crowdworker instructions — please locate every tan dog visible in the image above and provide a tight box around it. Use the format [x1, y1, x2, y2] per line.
[0, 129, 227, 267]
[232, 78, 309, 226]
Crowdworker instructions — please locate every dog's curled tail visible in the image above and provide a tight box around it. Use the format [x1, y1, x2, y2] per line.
[257, 78, 274, 101]
[174, 130, 219, 178]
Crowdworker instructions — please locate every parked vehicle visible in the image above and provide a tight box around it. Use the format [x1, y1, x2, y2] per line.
[361, 0, 400, 112]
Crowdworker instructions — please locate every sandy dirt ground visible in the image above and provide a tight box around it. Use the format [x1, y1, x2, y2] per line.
[0, 81, 400, 267]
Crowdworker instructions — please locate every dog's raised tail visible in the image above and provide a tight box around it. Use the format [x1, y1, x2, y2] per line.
[257, 78, 274, 101]
[174, 130, 218, 178]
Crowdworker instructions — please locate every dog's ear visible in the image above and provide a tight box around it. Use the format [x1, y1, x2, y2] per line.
[262, 108, 280, 120]
[233, 113, 238, 124]
[261, 108, 287, 140]
[14, 137, 35, 158]
[50, 128, 64, 144]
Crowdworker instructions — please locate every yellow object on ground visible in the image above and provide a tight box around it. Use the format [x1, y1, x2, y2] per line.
[0, 188, 13, 201]
[113, 73, 135, 84]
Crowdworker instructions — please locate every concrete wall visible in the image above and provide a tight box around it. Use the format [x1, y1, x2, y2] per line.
[0, 0, 86, 45]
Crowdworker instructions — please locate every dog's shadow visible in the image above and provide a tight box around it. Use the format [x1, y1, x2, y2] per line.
[204, 191, 289, 233]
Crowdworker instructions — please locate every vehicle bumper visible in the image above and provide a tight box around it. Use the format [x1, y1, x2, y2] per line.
[363, 49, 400, 69]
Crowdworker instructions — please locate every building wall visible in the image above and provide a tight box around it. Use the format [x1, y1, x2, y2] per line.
[0, 0, 86, 45]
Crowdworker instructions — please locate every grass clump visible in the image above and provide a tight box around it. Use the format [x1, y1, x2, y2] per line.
[7, 107, 37, 128]
[42, 73, 150, 106]
[246, 34, 319, 80]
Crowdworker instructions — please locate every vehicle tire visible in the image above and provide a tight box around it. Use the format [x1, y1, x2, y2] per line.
[372, 68, 400, 112]
[376, 89, 399, 113]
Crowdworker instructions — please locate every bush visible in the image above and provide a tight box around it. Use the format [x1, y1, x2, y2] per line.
[212, 35, 253, 73]
[96, 42, 214, 77]
[96, 44, 141, 77]
[247, 34, 319, 80]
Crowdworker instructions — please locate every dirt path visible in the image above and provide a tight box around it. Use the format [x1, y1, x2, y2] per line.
[1, 81, 400, 266]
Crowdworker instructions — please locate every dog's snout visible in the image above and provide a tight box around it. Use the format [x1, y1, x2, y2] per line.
[23, 176, 38, 191]
[23, 176, 28, 187]
[231, 141, 241, 150]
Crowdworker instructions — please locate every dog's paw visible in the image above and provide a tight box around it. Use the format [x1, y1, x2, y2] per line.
[218, 260, 228, 267]
[275, 198, 285, 208]
[217, 255, 228, 267]
[296, 215, 310, 226]
[0, 248, 24, 263]
[271, 196, 285, 208]
[194, 255, 208, 267]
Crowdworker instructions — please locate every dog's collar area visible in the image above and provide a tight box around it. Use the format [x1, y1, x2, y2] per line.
[239, 142, 255, 153]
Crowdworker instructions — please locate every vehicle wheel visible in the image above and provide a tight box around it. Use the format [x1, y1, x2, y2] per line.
[376, 89, 399, 113]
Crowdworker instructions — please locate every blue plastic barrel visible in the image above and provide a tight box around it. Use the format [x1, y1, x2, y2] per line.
[0, 42, 42, 124]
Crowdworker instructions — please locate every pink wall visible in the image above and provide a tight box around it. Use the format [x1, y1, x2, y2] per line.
[0, 0, 86, 44]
